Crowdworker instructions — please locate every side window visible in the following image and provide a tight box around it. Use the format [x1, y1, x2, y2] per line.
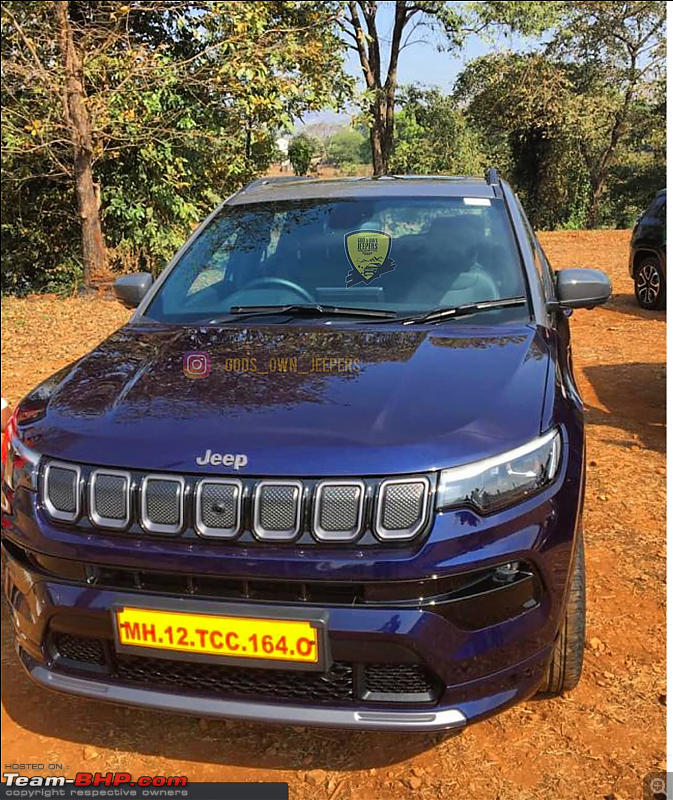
[534, 238, 557, 300]
[655, 197, 666, 221]
[512, 194, 555, 300]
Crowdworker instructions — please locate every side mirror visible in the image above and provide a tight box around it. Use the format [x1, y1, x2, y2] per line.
[554, 268, 612, 310]
[113, 273, 153, 308]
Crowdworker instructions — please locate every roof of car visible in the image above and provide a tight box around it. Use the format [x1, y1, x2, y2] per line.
[228, 175, 499, 205]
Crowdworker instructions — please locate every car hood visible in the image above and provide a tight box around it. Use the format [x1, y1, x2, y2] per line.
[19, 321, 551, 476]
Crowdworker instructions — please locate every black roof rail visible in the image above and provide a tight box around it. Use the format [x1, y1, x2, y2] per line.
[485, 167, 500, 186]
[239, 175, 312, 193]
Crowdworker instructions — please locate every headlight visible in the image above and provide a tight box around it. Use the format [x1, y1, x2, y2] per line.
[1, 412, 40, 493]
[436, 429, 562, 515]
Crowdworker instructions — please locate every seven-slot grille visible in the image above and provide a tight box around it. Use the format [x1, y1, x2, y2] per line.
[41, 462, 432, 544]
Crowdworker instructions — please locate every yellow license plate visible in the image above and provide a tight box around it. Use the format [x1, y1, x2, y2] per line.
[114, 607, 321, 666]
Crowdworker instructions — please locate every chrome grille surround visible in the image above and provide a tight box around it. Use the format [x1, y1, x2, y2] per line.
[313, 480, 365, 542]
[194, 478, 243, 538]
[40, 459, 434, 544]
[374, 477, 431, 541]
[140, 474, 185, 535]
[42, 461, 81, 523]
[89, 469, 131, 530]
[253, 480, 303, 541]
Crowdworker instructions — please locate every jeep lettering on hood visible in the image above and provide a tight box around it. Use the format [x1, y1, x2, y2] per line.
[196, 450, 248, 470]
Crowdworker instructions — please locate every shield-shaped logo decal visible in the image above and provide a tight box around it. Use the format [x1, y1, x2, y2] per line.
[344, 230, 395, 287]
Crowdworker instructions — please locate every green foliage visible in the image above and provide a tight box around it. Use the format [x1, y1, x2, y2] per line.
[390, 87, 487, 176]
[325, 129, 369, 167]
[288, 133, 318, 176]
[455, 45, 665, 229]
[1, 0, 353, 293]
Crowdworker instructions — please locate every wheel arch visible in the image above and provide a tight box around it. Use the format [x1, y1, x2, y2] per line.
[632, 248, 662, 273]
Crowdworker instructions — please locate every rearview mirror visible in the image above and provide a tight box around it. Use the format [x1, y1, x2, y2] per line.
[113, 273, 153, 308]
[554, 268, 611, 310]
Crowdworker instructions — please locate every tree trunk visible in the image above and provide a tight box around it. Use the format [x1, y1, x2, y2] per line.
[586, 178, 606, 229]
[370, 124, 385, 177]
[54, 0, 106, 288]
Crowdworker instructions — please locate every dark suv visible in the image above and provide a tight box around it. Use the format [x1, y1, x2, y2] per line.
[630, 188, 666, 309]
[2, 171, 611, 732]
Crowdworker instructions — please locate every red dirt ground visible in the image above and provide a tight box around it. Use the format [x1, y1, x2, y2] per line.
[1, 230, 666, 799]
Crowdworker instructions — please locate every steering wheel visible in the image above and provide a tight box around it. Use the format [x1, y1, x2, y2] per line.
[241, 277, 314, 303]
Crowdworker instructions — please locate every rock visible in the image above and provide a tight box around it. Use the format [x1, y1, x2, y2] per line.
[405, 776, 423, 790]
[306, 769, 327, 786]
[83, 746, 99, 760]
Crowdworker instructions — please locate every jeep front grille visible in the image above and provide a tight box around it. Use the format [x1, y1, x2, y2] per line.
[41, 461, 433, 545]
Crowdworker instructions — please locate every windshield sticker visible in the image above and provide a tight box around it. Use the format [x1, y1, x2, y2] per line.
[344, 230, 396, 287]
[463, 197, 491, 206]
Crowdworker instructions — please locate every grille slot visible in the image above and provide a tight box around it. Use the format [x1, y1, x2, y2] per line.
[43, 462, 80, 522]
[314, 481, 364, 541]
[55, 633, 106, 665]
[115, 654, 355, 703]
[253, 481, 302, 541]
[141, 475, 184, 534]
[364, 663, 438, 698]
[90, 470, 130, 529]
[375, 478, 430, 540]
[195, 479, 242, 538]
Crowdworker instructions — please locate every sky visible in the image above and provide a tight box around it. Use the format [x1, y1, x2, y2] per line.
[302, 4, 539, 126]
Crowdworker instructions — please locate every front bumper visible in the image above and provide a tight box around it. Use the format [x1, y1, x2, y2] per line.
[22, 650, 471, 732]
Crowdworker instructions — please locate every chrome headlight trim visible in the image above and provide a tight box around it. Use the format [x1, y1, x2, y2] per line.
[436, 428, 562, 515]
[3, 424, 41, 493]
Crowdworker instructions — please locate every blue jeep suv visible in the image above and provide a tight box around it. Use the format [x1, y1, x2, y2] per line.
[2, 171, 611, 731]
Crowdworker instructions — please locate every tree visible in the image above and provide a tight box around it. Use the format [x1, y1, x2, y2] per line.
[389, 86, 486, 176]
[550, 1, 666, 226]
[288, 133, 317, 175]
[455, 2, 666, 228]
[325, 128, 369, 166]
[455, 53, 586, 229]
[337, 0, 561, 176]
[1, 1, 351, 290]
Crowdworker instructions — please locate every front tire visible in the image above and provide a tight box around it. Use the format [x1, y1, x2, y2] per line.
[635, 257, 666, 309]
[538, 529, 586, 696]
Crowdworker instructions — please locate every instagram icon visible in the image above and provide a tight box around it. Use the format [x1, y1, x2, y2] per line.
[183, 351, 211, 379]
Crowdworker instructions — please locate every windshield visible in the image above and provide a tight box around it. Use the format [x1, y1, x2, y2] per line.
[144, 196, 529, 323]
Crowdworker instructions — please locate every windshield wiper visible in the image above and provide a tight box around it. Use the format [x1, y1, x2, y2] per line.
[401, 296, 528, 325]
[223, 303, 398, 320]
